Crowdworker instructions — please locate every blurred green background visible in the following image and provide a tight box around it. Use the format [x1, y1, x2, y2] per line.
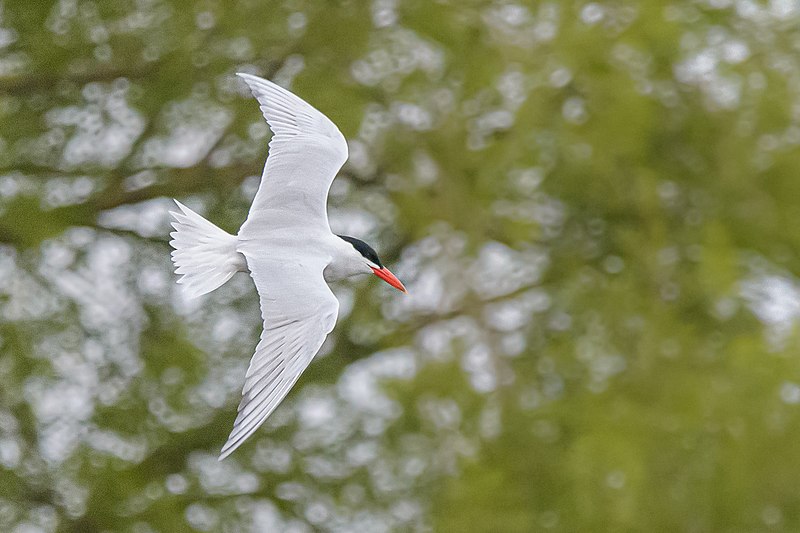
[2, 0, 800, 531]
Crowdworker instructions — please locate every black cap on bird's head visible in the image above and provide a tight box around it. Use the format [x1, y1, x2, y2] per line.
[337, 235, 406, 292]
[338, 235, 382, 268]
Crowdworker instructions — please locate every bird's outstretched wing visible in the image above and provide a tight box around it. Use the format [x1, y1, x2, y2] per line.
[236, 73, 348, 238]
[219, 254, 339, 460]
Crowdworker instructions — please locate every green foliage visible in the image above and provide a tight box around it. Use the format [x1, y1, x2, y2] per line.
[2, 0, 800, 531]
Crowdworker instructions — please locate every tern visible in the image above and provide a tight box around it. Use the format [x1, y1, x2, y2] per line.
[169, 73, 406, 459]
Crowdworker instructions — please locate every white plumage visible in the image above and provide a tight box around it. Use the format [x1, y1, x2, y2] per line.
[220, 254, 338, 459]
[169, 200, 244, 298]
[169, 73, 405, 459]
[237, 73, 349, 236]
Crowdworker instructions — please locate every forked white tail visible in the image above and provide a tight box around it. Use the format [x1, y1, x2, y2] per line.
[169, 200, 245, 298]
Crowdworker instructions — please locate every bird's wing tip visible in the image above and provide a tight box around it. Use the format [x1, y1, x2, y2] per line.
[236, 72, 265, 85]
[169, 200, 184, 221]
[172, 198, 189, 213]
[236, 73, 272, 97]
[218, 442, 236, 461]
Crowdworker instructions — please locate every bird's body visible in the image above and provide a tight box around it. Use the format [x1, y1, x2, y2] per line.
[169, 73, 405, 459]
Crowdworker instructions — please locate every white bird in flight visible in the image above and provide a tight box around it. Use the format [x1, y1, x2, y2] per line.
[169, 73, 406, 460]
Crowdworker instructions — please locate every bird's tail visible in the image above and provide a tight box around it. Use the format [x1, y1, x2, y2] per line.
[169, 200, 245, 298]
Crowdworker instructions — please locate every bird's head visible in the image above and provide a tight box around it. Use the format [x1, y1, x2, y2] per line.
[337, 235, 407, 293]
